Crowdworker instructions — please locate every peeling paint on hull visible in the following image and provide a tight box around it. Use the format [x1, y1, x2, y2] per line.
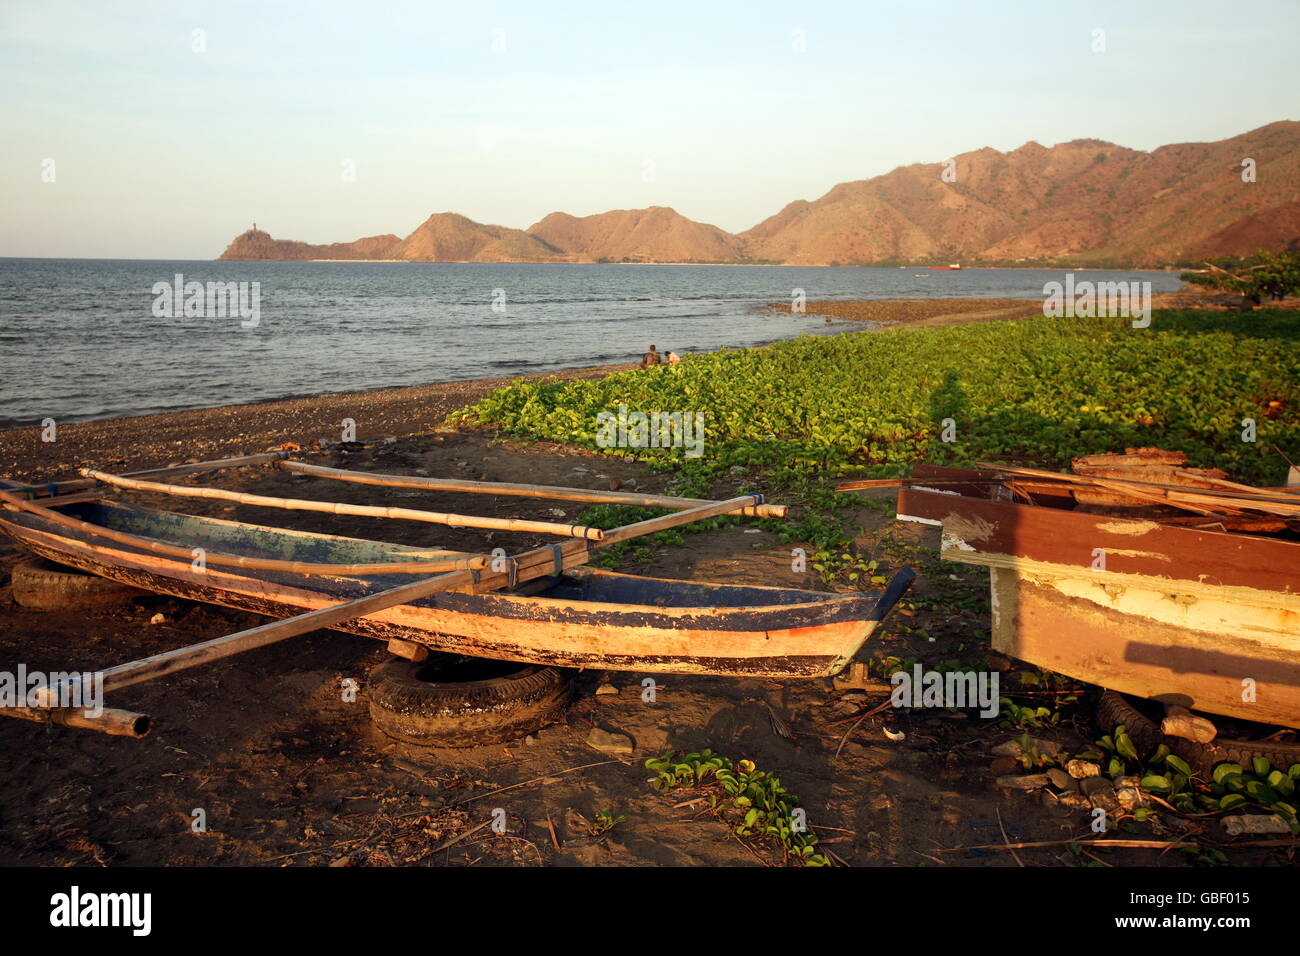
[899, 481, 1300, 729]
[0, 501, 912, 679]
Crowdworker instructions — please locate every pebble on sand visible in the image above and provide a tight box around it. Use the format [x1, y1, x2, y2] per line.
[1066, 759, 1102, 779]
[586, 727, 634, 755]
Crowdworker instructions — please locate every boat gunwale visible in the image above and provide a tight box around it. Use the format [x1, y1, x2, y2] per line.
[0, 503, 889, 622]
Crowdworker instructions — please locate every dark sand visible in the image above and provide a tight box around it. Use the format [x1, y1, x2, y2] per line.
[0, 362, 633, 483]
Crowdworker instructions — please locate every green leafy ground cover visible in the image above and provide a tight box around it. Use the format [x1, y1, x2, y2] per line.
[451, 309, 1298, 487]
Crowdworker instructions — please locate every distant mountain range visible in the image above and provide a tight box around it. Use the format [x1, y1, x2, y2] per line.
[218, 121, 1300, 267]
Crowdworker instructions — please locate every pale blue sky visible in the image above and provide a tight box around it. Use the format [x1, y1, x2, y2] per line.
[2, 0, 1297, 258]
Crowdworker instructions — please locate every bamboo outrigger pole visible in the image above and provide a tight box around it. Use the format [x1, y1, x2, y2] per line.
[16, 451, 294, 499]
[3, 706, 150, 738]
[80, 469, 607, 540]
[276, 460, 788, 518]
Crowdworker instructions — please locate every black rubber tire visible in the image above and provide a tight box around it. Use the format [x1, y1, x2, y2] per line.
[11, 557, 145, 611]
[367, 657, 571, 747]
[1097, 690, 1300, 774]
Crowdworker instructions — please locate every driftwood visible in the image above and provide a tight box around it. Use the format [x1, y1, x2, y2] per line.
[1161, 705, 1217, 744]
[81, 469, 606, 540]
[277, 459, 788, 518]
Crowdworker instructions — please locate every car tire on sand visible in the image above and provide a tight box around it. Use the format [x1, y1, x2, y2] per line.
[11, 556, 145, 611]
[1097, 690, 1300, 774]
[367, 656, 572, 747]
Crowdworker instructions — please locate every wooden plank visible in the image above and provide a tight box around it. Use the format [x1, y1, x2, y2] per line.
[978, 461, 1298, 510]
[276, 459, 787, 518]
[81, 469, 606, 540]
[897, 486, 1300, 596]
[0, 489, 489, 576]
[990, 567, 1300, 729]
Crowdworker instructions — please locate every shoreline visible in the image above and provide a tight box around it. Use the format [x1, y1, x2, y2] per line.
[0, 361, 634, 483]
[0, 293, 1233, 481]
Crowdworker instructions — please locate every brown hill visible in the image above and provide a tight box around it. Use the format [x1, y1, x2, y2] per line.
[388, 213, 565, 262]
[528, 206, 745, 262]
[218, 229, 401, 260]
[216, 122, 1300, 266]
[741, 121, 1300, 266]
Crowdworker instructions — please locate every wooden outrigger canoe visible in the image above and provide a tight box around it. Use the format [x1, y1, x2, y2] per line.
[0, 498, 912, 679]
[891, 466, 1300, 729]
[0, 452, 917, 736]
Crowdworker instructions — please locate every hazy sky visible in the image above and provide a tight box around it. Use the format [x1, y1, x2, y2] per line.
[2, 0, 1297, 259]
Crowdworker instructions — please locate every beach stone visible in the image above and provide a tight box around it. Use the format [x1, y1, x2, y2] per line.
[1116, 787, 1145, 810]
[586, 727, 634, 756]
[995, 774, 1050, 790]
[1046, 768, 1074, 790]
[827, 703, 859, 720]
[1080, 776, 1115, 799]
[595, 684, 619, 696]
[990, 757, 1020, 776]
[991, 736, 1061, 758]
[1058, 792, 1091, 810]
[1116, 776, 1142, 790]
[1090, 792, 1121, 815]
[1222, 814, 1292, 836]
[1066, 759, 1101, 779]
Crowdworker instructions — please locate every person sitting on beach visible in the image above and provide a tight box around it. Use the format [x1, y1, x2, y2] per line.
[665, 350, 681, 365]
[641, 345, 661, 368]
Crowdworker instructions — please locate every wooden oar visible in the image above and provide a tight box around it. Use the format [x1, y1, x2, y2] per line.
[81, 469, 606, 540]
[277, 459, 788, 518]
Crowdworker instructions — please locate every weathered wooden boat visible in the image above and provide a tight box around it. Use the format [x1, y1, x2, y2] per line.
[0, 498, 911, 679]
[889, 464, 1300, 729]
[0, 452, 915, 736]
